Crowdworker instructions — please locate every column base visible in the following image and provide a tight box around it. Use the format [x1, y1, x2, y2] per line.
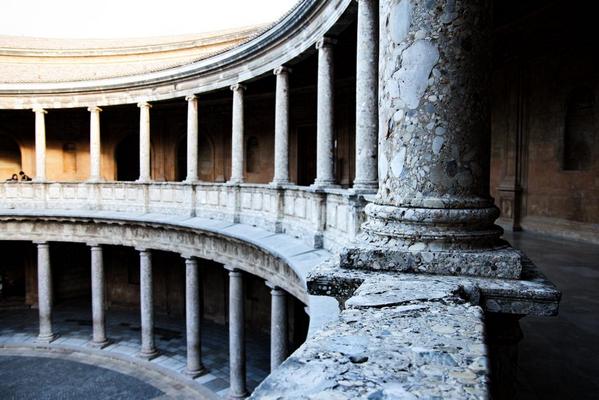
[227, 178, 244, 185]
[135, 178, 152, 183]
[138, 348, 160, 360]
[36, 333, 58, 344]
[228, 389, 249, 399]
[351, 180, 378, 193]
[88, 338, 111, 349]
[184, 365, 206, 379]
[269, 180, 292, 187]
[310, 180, 340, 190]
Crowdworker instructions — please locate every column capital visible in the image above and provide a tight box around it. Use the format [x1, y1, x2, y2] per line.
[185, 94, 197, 102]
[88, 243, 103, 250]
[32, 108, 47, 114]
[135, 247, 151, 253]
[33, 240, 49, 246]
[182, 255, 197, 263]
[230, 83, 246, 92]
[315, 36, 337, 49]
[273, 66, 292, 76]
[87, 106, 102, 113]
[137, 101, 152, 109]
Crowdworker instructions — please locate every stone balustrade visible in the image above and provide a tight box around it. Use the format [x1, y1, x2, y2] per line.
[0, 181, 366, 253]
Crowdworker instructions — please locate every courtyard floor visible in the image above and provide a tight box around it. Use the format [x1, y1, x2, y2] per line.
[504, 232, 599, 400]
[0, 305, 270, 399]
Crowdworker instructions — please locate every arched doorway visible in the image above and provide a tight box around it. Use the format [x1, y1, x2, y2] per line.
[0, 135, 21, 180]
[115, 135, 140, 181]
[176, 135, 214, 181]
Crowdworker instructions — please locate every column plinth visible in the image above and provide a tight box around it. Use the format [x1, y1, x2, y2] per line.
[270, 67, 292, 186]
[341, 0, 523, 279]
[137, 102, 152, 183]
[229, 84, 246, 185]
[312, 37, 338, 188]
[36, 241, 57, 343]
[89, 245, 109, 348]
[184, 257, 205, 377]
[228, 268, 248, 399]
[353, 0, 379, 192]
[138, 249, 159, 359]
[88, 106, 103, 182]
[185, 95, 199, 183]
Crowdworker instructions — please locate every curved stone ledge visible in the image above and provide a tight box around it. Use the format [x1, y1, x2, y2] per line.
[0, 209, 339, 335]
[0, 0, 354, 108]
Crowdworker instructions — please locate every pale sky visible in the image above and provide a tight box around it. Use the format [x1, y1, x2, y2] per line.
[0, 0, 299, 39]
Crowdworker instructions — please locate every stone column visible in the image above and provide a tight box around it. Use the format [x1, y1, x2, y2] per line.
[228, 268, 248, 398]
[269, 284, 288, 372]
[186, 95, 199, 183]
[271, 67, 291, 186]
[36, 241, 56, 342]
[313, 37, 337, 188]
[229, 84, 246, 184]
[353, 0, 378, 192]
[33, 108, 47, 182]
[138, 102, 152, 182]
[185, 257, 204, 377]
[90, 244, 109, 347]
[343, 0, 523, 279]
[138, 249, 158, 359]
[88, 106, 103, 182]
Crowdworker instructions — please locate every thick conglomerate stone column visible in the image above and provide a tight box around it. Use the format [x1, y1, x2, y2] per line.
[229, 84, 246, 184]
[271, 67, 291, 186]
[269, 284, 288, 372]
[88, 106, 102, 182]
[343, 0, 523, 279]
[228, 268, 248, 398]
[36, 241, 56, 342]
[138, 102, 152, 182]
[33, 108, 47, 181]
[313, 37, 337, 188]
[138, 249, 158, 359]
[353, 0, 379, 192]
[184, 257, 204, 377]
[186, 95, 199, 182]
[90, 244, 109, 347]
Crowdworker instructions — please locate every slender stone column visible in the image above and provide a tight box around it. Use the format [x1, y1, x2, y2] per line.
[271, 67, 291, 186]
[268, 284, 288, 372]
[90, 244, 109, 347]
[353, 0, 378, 191]
[313, 37, 337, 188]
[87, 106, 103, 182]
[185, 257, 204, 377]
[228, 268, 248, 398]
[229, 84, 246, 184]
[138, 249, 158, 359]
[186, 95, 199, 182]
[36, 241, 56, 342]
[33, 108, 47, 182]
[138, 102, 152, 182]
[342, 0, 523, 279]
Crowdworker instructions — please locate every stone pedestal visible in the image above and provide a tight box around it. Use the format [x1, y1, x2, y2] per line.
[33, 109, 47, 182]
[186, 95, 199, 183]
[353, 0, 378, 192]
[271, 67, 291, 186]
[138, 249, 158, 359]
[90, 245, 109, 348]
[185, 257, 205, 377]
[229, 84, 246, 184]
[137, 102, 152, 182]
[341, 0, 523, 279]
[36, 241, 56, 343]
[228, 268, 248, 399]
[88, 106, 103, 182]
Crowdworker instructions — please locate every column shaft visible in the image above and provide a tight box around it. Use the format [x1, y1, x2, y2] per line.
[33, 109, 47, 181]
[228, 269, 248, 398]
[36, 242, 56, 342]
[90, 245, 108, 346]
[186, 95, 199, 182]
[88, 106, 102, 181]
[138, 102, 152, 182]
[314, 37, 336, 187]
[271, 67, 291, 185]
[270, 286, 288, 371]
[139, 250, 158, 358]
[229, 84, 246, 184]
[353, 0, 379, 191]
[185, 257, 204, 376]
